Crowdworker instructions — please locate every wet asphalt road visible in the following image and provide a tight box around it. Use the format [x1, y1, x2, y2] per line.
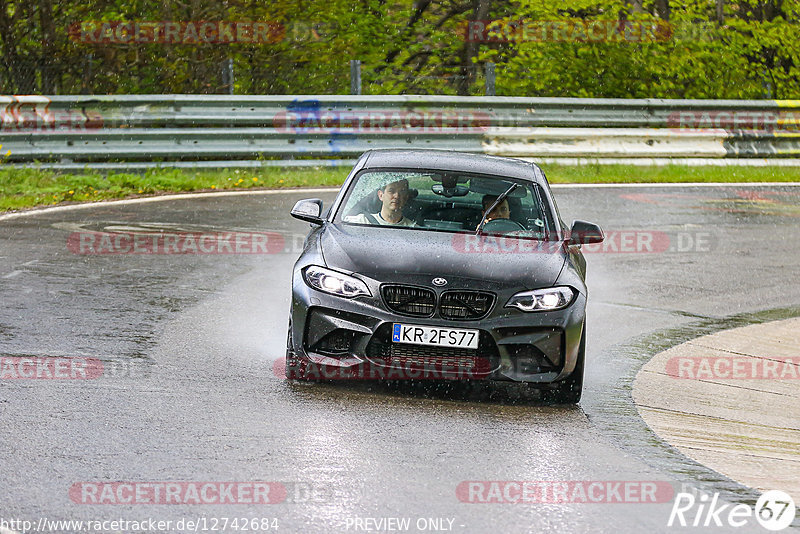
[1, 185, 799, 533]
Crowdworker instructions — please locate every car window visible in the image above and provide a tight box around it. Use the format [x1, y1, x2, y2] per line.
[335, 170, 552, 239]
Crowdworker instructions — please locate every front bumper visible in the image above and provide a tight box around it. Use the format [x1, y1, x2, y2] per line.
[289, 272, 586, 383]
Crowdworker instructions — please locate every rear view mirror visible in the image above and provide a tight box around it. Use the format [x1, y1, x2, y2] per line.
[568, 220, 604, 245]
[290, 199, 324, 225]
[432, 184, 469, 197]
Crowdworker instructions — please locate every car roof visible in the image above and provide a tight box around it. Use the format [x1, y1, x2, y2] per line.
[359, 149, 545, 184]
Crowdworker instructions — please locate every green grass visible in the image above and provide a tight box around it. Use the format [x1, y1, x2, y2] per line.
[0, 167, 347, 211]
[1, 164, 799, 212]
[538, 163, 800, 184]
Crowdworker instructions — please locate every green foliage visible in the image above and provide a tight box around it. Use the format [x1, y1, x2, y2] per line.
[484, 0, 800, 98]
[0, 0, 798, 97]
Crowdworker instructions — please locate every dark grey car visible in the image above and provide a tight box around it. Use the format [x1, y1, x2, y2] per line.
[285, 149, 603, 403]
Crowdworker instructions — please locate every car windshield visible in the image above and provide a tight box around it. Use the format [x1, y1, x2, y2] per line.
[334, 170, 552, 239]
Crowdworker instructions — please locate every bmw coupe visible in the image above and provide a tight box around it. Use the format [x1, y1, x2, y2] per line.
[285, 149, 603, 403]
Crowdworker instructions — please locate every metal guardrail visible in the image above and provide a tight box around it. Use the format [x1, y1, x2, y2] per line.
[1, 95, 799, 168]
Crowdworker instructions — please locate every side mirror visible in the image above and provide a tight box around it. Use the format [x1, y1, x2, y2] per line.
[568, 220, 604, 245]
[290, 199, 324, 225]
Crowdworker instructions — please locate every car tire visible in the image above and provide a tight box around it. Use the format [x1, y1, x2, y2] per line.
[541, 325, 585, 404]
[285, 318, 308, 380]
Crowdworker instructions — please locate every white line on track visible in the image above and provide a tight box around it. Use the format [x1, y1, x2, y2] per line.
[1, 261, 38, 279]
[0, 188, 337, 222]
[0, 183, 798, 223]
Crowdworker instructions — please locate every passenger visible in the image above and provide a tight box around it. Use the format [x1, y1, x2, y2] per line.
[345, 178, 417, 227]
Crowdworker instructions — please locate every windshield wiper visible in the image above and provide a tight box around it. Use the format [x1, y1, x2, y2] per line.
[475, 182, 519, 236]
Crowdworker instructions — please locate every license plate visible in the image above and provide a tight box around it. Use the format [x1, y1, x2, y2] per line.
[392, 323, 479, 349]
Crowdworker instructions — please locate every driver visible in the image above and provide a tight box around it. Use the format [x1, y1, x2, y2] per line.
[481, 194, 510, 223]
[345, 178, 417, 227]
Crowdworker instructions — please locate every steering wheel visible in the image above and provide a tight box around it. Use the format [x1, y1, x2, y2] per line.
[480, 218, 525, 234]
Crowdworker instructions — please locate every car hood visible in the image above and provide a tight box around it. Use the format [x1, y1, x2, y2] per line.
[320, 223, 567, 290]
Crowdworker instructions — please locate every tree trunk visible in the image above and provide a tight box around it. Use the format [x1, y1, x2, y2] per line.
[0, 0, 23, 92]
[455, 0, 490, 96]
[38, 0, 56, 93]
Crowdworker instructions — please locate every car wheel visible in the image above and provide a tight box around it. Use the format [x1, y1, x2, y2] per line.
[541, 325, 585, 404]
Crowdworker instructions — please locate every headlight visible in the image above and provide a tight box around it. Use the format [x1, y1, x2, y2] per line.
[303, 266, 370, 298]
[505, 287, 575, 312]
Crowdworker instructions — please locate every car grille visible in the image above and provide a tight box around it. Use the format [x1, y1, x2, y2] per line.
[439, 291, 494, 320]
[382, 285, 495, 320]
[381, 285, 436, 317]
[365, 324, 498, 376]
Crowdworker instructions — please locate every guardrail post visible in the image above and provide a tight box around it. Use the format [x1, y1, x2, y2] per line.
[485, 62, 496, 96]
[350, 60, 362, 95]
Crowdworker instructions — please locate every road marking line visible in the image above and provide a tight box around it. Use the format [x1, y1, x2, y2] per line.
[0, 188, 339, 222]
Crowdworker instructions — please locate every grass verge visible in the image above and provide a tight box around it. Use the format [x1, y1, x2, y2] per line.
[1, 164, 799, 212]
